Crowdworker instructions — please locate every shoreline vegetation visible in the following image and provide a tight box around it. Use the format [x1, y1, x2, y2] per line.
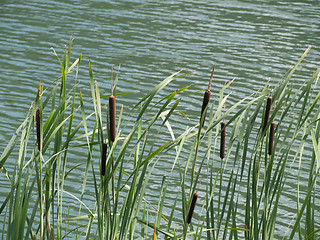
[0, 38, 319, 239]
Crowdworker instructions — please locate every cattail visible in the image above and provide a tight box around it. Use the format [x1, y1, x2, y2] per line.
[36, 109, 41, 151]
[263, 96, 272, 134]
[220, 121, 226, 159]
[109, 67, 116, 142]
[268, 121, 275, 155]
[36, 81, 41, 151]
[187, 192, 198, 224]
[101, 143, 107, 176]
[109, 95, 116, 142]
[200, 66, 215, 126]
[200, 91, 211, 126]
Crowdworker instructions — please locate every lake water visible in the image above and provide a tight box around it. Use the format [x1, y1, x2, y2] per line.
[1, 0, 319, 238]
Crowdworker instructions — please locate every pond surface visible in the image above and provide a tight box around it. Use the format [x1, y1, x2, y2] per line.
[0, 0, 320, 238]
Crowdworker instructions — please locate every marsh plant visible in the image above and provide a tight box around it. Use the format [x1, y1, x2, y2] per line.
[0, 39, 319, 240]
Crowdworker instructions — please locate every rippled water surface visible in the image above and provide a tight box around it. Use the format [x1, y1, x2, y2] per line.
[1, 0, 320, 238]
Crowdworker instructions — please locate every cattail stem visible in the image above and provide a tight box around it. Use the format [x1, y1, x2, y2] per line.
[220, 121, 226, 159]
[208, 65, 215, 91]
[263, 96, 272, 134]
[111, 66, 113, 96]
[268, 121, 275, 155]
[109, 95, 116, 142]
[101, 143, 107, 176]
[187, 192, 198, 224]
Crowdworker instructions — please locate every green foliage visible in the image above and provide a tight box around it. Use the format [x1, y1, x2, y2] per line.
[0, 40, 319, 240]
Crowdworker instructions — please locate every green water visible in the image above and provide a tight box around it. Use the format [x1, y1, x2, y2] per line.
[0, 1, 319, 238]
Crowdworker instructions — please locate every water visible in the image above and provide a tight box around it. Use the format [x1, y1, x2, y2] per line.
[1, 0, 320, 238]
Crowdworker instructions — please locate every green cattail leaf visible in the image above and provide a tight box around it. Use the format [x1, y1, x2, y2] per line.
[311, 129, 320, 171]
[0, 113, 29, 168]
[101, 91, 138, 98]
[153, 85, 191, 108]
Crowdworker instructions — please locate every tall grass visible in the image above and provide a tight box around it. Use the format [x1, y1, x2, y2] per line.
[0, 39, 319, 239]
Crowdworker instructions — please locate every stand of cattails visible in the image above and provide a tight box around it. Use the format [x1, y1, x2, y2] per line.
[200, 66, 215, 127]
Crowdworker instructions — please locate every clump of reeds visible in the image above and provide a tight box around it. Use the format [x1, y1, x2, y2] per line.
[200, 66, 215, 126]
[187, 191, 198, 224]
[268, 121, 275, 155]
[2, 42, 318, 240]
[263, 96, 272, 134]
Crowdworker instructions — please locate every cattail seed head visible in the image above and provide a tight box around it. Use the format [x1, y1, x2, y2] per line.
[109, 95, 116, 142]
[187, 192, 198, 224]
[200, 66, 215, 127]
[38, 81, 42, 104]
[36, 108, 41, 151]
[263, 96, 272, 134]
[200, 90, 211, 126]
[268, 121, 275, 155]
[101, 143, 107, 176]
[220, 121, 226, 159]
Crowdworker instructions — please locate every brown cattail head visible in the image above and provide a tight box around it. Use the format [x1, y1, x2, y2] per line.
[36, 108, 41, 151]
[36, 81, 42, 151]
[200, 66, 215, 127]
[200, 90, 211, 126]
[220, 121, 226, 159]
[109, 95, 116, 142]
[263, 96, 272, 134]
[268, 121, 275, 155]
[101, 143, 108, 176]
[187, 192, 198, 224]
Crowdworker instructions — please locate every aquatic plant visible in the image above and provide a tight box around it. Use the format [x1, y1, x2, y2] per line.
[0, 39, 319, 240]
